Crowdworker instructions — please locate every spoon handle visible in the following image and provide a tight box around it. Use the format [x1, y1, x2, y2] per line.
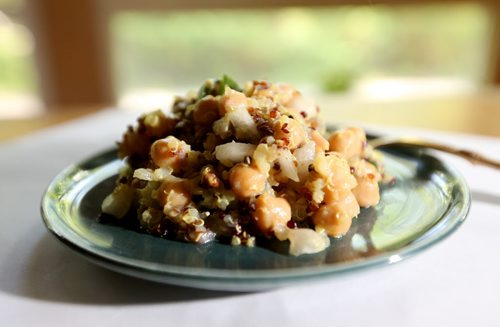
[370, 138, 500, 170]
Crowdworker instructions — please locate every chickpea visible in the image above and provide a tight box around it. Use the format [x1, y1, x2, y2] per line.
[220, 89, 248, 116]
[352, 178, 380, 208]
[323, 187, 356, 207]
[328, 127, 367, 160]
[313, 191, 360, 237]
[328, 153, 357, 189]
[157, 181, 191, 217]
[274, 116, 306, 149]
[229, 164, 266, 199]
[323, 186, 341, 204]
[253, 194, 292, 234]
[353, 158, 381, 181]
[311, 130, 329, 153]
[193, 96, 220, 126]
[352, 160, 381, 207]
[150, 136, 190, 173]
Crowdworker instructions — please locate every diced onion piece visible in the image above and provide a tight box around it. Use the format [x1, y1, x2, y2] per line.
[294, 141, 316, 181]
[153, 167, 183, 182]
[197, 230, 217, 244]
[101, 184, 134, 218]
[227, 107, 260, 141]
[274, 224, 288, 241]
[133, 168, 154, 181]
[212, 116, 232, 139]
[252, 144, 277, 176]
[286, 228, 330, 256]
[273, 226, 330, 256]
[277, 149, 299, 182]
[215, 142, 256, 167]
[141, 208, 163, 228]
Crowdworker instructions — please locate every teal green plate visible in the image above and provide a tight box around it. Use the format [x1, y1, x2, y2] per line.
[41, 146, 470, 291]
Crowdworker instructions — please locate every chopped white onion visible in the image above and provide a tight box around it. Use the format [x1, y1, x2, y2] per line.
[252, 143, 276, 176]
[286, 228, 330, 256]
[215, 142, 256, 167]
[153, 167, 183, 182]
[277, 149, 299, 182]
[227, 107, 260, 141]
[133, 168, 153, 181]
[294, 141, 316, 181]
[101, 184, 134, 218]
[212, 116, 231, 139]
[273, 225, 330, 256]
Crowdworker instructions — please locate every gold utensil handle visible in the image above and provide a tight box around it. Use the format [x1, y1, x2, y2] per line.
[370, 137, 500, 170]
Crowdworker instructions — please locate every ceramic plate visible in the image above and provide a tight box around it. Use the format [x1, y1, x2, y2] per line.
[41, 145, 470, 291]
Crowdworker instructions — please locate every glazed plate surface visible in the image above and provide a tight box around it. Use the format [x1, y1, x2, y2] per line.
[41, 146, 470, 291]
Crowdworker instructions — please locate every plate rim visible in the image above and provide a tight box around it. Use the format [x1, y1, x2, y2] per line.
[40, 146, 471, 283]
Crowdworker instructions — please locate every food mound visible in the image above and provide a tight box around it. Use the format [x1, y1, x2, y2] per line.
[101, 76, 382, 256]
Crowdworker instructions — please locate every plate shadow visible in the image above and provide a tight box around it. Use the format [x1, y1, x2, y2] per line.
[0, 231, 251, 305]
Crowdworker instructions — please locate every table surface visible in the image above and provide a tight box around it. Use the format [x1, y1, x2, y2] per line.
[1, 100, 500, 326]
[2, 87, 500, 143]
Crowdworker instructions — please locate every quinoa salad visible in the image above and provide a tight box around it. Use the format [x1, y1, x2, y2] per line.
[101, 76, 383, 256]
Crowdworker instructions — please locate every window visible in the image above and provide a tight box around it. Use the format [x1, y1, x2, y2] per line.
[0, 0, 41, 118]
[111, 3, 490, 110]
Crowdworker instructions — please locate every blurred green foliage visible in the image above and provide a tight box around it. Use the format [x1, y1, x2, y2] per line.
[322, 70, 356, 93]
[0, 14, 36, 93]
[0, 3, 490, 97]
[112, 3, 489, 95]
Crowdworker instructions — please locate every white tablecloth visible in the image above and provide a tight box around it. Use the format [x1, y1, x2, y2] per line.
[1, 109, 499, 326]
